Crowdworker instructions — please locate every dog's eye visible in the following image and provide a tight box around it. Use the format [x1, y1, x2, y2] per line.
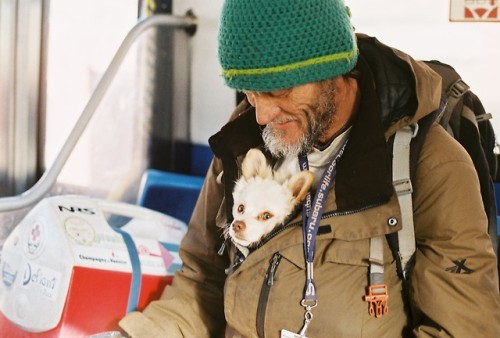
[237, 204, 245, 213]
[259, 212, 273, 221]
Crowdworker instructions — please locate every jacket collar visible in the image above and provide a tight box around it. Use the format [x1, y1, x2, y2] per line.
[334, 55, 393, 211]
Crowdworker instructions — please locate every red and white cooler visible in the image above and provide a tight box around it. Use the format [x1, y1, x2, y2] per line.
[0, 195, 187, 337]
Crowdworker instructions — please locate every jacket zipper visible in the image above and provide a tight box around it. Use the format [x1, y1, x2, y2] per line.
[254, 201, 385, 250]
[322, 201, 384, 218]
[256, 252, 282, 338]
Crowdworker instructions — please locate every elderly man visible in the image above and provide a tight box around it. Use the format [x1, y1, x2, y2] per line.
[120, 0, 500, 337]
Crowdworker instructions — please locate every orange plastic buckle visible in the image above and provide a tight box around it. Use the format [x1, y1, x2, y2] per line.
[364, 284, 389, 318]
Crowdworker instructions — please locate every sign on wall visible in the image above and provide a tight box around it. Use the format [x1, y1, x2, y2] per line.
[450, 0, 500, 21]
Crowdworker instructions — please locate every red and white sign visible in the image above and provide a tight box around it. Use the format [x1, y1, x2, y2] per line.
[450, 0, 500, 21]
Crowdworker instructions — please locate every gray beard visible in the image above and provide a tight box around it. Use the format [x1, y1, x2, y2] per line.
[262, 83, 337, 158]
[262, 125, 313, 158]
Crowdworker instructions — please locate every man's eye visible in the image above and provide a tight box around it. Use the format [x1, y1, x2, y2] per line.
[269, 89, 290, 97]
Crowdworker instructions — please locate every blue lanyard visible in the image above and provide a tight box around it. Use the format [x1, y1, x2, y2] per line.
[298, 139, 348, 304]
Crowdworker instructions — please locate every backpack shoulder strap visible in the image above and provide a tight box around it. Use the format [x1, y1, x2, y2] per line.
[365, 120, 432, 318]
[392, 124, 418, 278]
[385, 105, 445, 281]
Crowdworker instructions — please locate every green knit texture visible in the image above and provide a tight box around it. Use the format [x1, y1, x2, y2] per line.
[218, 0, 358, 91]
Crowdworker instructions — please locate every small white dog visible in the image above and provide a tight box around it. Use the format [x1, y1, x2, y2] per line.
[227, 148, 314, 249]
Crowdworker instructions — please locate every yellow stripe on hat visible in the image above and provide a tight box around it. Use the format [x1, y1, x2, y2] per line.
[222, 49, 358, 77]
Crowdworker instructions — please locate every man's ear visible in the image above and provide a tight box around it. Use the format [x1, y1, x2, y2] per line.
[241, 148, 272, 180]
[245, 91, 256, 107]
[288, 171, 315, 203]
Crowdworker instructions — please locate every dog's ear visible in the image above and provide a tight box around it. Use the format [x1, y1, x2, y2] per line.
[288, 170, 315, 203]
[242, 148, 272, 180]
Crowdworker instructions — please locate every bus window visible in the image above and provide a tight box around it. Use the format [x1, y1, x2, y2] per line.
[44, 1, 145, 201]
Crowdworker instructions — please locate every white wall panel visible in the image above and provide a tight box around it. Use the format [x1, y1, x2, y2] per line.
[173, 0, 234, 145]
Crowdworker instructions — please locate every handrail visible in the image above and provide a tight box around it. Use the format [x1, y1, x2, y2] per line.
[0, 14, 197, 212]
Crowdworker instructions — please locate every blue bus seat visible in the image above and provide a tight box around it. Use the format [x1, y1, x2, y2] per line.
[190, 144, 213, 177]
[495, 182, 500, 282]
[495, 182, 500, 217]
[138, 169, 205, 224]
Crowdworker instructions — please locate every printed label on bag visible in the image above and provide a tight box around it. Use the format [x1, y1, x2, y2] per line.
[23, 217, 47, 259]
[22, 262, 62, 300]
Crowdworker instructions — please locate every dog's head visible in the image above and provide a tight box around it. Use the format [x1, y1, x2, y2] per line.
[228, 148, 314, 248]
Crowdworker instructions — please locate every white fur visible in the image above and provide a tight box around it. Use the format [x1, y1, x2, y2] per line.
[228, 148, 314, 248]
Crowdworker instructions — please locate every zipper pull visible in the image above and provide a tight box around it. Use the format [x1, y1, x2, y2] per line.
[266, 253, 282, 286]
[225, 252, 245, 274]
[218, 240, 227, 256]
[218, 223, 232, 256]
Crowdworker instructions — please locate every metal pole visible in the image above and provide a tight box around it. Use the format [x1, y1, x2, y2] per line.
[0, 14, 197, 212]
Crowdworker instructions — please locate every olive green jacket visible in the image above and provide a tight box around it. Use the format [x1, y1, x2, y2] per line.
[120, 35, 500, 337]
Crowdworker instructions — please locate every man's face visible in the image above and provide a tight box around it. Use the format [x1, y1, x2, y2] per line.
[245, 79, 338, 158]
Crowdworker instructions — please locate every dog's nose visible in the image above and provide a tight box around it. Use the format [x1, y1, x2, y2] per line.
[232, 220, 246, 232]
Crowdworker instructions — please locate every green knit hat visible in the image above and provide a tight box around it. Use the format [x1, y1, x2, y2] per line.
[218, 0, 358, 92]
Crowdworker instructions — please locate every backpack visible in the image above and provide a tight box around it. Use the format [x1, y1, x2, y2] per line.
[378, 60, 498, 285]
[365, 60, 498, 319]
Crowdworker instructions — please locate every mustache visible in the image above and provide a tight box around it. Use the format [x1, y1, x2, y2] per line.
[268, 117, 298, 126]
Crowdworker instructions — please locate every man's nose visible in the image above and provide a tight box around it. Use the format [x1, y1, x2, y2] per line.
[254, 97, 282, 126]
